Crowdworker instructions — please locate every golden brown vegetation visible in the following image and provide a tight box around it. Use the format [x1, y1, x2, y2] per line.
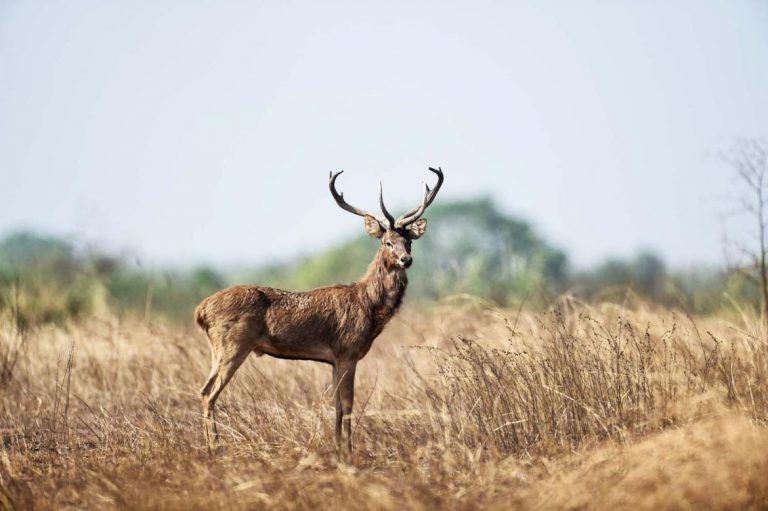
[1, 298, 767, 510]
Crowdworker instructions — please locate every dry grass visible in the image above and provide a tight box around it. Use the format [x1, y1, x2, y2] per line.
[1, 297, 767, 510]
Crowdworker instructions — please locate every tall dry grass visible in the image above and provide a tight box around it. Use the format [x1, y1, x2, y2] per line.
[0, 297, 767, 509]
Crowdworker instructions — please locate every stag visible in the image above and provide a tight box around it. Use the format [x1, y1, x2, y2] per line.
[195, 167, 444, 455]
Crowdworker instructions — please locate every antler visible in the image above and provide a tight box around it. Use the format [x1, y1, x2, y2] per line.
[329, 167, 444, 229]
[378, 182, 396, 227]
[395, 166, 444, 228]
[329, 171, 392, 227]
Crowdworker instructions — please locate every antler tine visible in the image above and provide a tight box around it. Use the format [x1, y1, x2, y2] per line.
[379, 182, 396, 228]
[396, 166, 444, 227]
[396, 183, 430, 228]
[329, 171, 386, 224]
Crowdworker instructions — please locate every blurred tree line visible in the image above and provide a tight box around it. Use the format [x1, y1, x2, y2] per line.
[0, 232, 226, 328]
[0, 197, 759, 327]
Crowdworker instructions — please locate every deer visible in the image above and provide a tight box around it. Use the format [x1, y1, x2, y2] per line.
[195, 166, 444, 456]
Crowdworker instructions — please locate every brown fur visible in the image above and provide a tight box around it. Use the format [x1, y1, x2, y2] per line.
[197, 222, 425, 456]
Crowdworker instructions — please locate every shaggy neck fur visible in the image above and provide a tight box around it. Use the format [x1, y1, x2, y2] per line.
[357, 247, 408, 332]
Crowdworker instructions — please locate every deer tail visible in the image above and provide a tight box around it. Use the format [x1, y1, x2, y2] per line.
[194, 300, 209, 333]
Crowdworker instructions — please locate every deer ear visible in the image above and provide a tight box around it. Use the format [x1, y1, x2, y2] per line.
[364, 215, 384, 239]
[407, 218, 427, 239]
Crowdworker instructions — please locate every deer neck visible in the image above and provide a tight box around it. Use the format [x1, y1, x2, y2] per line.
[358, 248, 408, 328]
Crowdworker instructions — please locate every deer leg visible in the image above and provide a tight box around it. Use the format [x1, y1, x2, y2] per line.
[200, 362, 220, 447]
[332, 365, 342, 447]
[334, 360, 357, 459]
[201, 344, 252, 448]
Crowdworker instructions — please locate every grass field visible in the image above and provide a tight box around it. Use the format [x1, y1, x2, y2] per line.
[1, 297, 767, 510]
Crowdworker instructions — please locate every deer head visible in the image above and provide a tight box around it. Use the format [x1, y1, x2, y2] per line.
[329, 167, 444, 269]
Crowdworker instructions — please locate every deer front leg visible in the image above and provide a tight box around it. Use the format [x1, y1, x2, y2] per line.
[333, 360, 357, 459]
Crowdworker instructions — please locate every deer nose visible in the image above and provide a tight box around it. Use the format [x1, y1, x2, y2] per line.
[399, 255, 412, 267]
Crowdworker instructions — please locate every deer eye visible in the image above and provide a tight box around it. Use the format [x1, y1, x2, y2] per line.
[385, 241, 393, 248]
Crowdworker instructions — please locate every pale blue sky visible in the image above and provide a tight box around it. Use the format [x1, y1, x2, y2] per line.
[1, 1, 767, 268]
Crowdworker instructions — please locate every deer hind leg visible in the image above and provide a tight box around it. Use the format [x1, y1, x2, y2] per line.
[200, 349, 219, 397]
[200, 361, 220, 448]
[333, 360, 357, 461]
[201, 333, 254, 448]
[332, 365, 342, 447]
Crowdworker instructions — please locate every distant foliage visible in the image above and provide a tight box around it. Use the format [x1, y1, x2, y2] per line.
[411, 198, 567, 303]
[574, 252, 669, 302]
[0, 198, 757, 325]
[0, 231, 225, 326]
[0, 232, 110, 328]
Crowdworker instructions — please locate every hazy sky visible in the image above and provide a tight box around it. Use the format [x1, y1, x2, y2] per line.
[1, 0, 767, 269]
